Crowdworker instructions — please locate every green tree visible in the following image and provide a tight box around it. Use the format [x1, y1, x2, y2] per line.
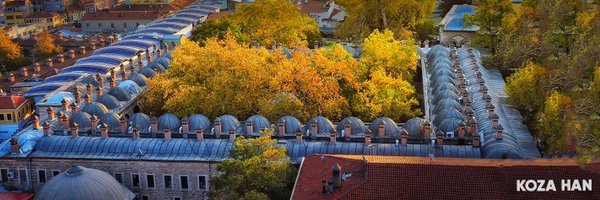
[464, 0, 514, 54]
[208, 128, 295, 200]
[190, 18, 247, 46]
[504, 61, 546, 112]
[537, 90, 571, 153]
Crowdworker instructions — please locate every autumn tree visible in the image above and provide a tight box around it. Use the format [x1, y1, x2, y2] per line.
[360, 29, 418, 80]
[464, 0, 514, 54]
[504, 61, 546, 113]
[208, 128, 295, 200]
[439, 0, 472, 18]
[537, 90, 571, 153]
[190, 18, 247, 46]
[34, 31, 62, 57]
[0, 30, 26, 70]
[335, 0, 436, 41]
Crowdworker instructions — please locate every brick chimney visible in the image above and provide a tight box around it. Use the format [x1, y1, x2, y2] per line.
[229, 129, 236, 141]
[476, 71, 482, 82]
[472, 134, 480, 147]
[47, 107, 55, 120]
[61, 114, 69, 129]
[96, 86, 103, 96]
[110, 68, 116, 81]
[109, 78, 116, 88]
[132, 127, 140, 139]
[56, 54, 64, 63]
[90, 42, 96, 50]
[329, 128, 336, 143]
[479, 79, 486, 91]
[495, 125, 504, 140]
[400, 130, 408, 145]
[32, 115, 40, 129]
[295, 128, 302, 142]
[435, 131, 444, 147]
[61, 98, 69, 111]
[163, 128, 172, 139]
[163, 44, 169, 53]
[86, 83, 93, 95]
[463, 98, 472, 111]
[8, 72, 15, 82]
[150, 116, 158, 133]
[57, 111, 64, 126]
[310, 121, 317, 137]
[71, 102, 78, 114]
[332, 163, 341, 188]
[22, 67, 29, 77]
[422, 121, 431, 139]
[90, 115, 98, 133]
[487, 103, 495, 118]
[492, 114, 499, 127]
[119, 116, 127, 133]
[73, 89, 81, 103]
[377, 120, 385, 138]
[214, 117, 222, 137]
[181, 117, 189, 134]
[129, 58, 134, 69]
[10, 137, 19, 153]
[43, 122, 51, 136]
[196, 128, 204, 140]
[58, 31, 63, 40]
[68, 49, 75, 58]
[84, 94, 92, 104]
[70, 122, 79, 137]
[146, 49, 152, 63]
[156, 48, 162, 57]
[277, 119, 285, 135]
[364, 129, 372, 145]
[100, 123, 108, 138]
[80, 46, 87, 54]
[468, 117, 477, 134]
[112, 33, 119, 42]
[45, 58, 53, 68]
[483, 94, 491, 107]
[343, 121, 351, 138]
[246, 119, 253, 135]
[457, 122, 466, 139]
[119, 64, 125, 74]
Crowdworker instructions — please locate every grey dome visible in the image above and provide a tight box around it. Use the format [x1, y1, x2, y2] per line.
[369, 117, 400, 138]
[304, 116, 335, 136]
[432, 89, 459, 105]
[432, 82, 457, 95]
[433, 108, 464, 126]
[70, 112, 92, 130]
[404, 117, 425, 138]
[129, 113, 151, 133]
[82, 102, 108, 118]
[157, 113, 180, 130]
[437, 118, 463, 133]
[139, 67, 156, 78]
[155, 57, 170, 69]
[128, 73, 148, 87]
[430, 75, 457, 88]
[482, 141, 524, 159]
[163, 52, 172, 59]
[97, 94, 120, 109]
[149, 61, 166, 72]
[99, 112, 121, 132]
[213, 114, 240, 134]
[35, 165, 134, 200]
[80, 75, 99, 86]
[239, 114, 271, 135]
[336, 116, 367, 137]
[274, 115, 303, 135]
[187, 114, 211, 132]
[432, 68, 455, 79]
[433, 98, 462, 114]
[118, 80, 141, 94]
[108, 87, 132, 101]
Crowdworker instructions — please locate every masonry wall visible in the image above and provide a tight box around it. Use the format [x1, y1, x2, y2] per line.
[81, 19, 154, 32]
[0, 158, 220, 200]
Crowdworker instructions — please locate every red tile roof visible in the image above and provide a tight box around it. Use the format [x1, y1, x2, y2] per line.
[0, 192, 34, 200]
[66, 4, 85, 13]
[300, 0, 328, 14]
[0, 95, 28, 109]
[82, 11, 164, 21]
[292, 155, 600, 200]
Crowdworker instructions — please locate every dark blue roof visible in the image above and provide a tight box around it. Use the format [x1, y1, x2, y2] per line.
[111, 40, 156, 50]
[404, 117, 425, 138]
[129, 113, 151, 133]
[107, 87, 132, 101]
[238, 114, 271, 135]
[24, 83, 64, 97]
[70, 111, 92, 130]
[80, 75, 100, 86]
[336, 116, 367, 137]
[213, 114, 240, 134]
[158, 113, 181, 130]
[122, 33, 162, 43]
[92, 46, 142, 58]
[99, 112, 121, 132]
[43, 72, 85, 83]
[138, 67, 156, 78]
[82, 102, 108, 118]
[433, 108, 464, 126]
[128, 73, 148, 87]
[155, 57, 170, 69]
[187, 114, 211, 132]
[118, 80, 142, 94]
[304, 116, 335, 136]
[60, 64, 114, 74]
[76, 55, 125, 66]
[97, 94, 120, 109]
[274, 115, 303, 136]
[369, 117, 400, 138]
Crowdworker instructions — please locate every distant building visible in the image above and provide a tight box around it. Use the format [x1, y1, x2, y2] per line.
[42, 0, 73, 12]
[81, 11, 163, 32]
[0, 95, 33, 139]
[437, 4, 477, 47]
[65, 4, 86, 24]
[3, 0, 33, 26]
[1, 23, 36, 39]
[24, 12, 64, 31]
[298, 0, 345, 35]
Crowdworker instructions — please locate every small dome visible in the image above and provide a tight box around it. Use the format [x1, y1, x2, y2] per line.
[437, 118, 463, 133]
[97, 94, 120, 109]
[432, 82, 458, 95]
[149, 61, 166, 72]
[155, 57, 170, 69]
[163, 52, 172, 59]
[128, 73, 148, 87]
[433, 98, 462, 114]
[336, 116, 367, 137]
[404, 117, 425, 138]
[482, 141, 524, 159]
[46, 92, 75, 104]
[80, 75, 99, 86]
[139, 67, 156, 78]
[70, 112, 92, 130]
[187, 114, 211, 132]
[274, 115, 303, 136]
[304, 116, 335, 136]
[129, 113, 151, 133]
[82, 102, 108, 118]
[157, 113, 180, 130]
[432, 89, 459, 105]
[99, 112, 121, 132]
[369, 117, 400, 138]
[118, 80, 142, 94]
[35, 165, 134, 200]
[430, 75, 457, 88]
[108, 87, 132, 101]
[432, 68, 455, 79]
[433, 108, 464, 126]
[239, 114, 271, 135]
[213, 114, 240, 134]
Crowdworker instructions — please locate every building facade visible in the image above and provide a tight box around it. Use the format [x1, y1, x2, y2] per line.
[438, 4, 477, 47]
[0, 95, 33, 139]
[2, 0, 32, 26]
[24, 12, 64, 30]
[81, 12, 161, 32]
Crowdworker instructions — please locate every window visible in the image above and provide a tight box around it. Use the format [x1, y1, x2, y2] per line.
[146, 174, 154, 188]
[173, 197, 181, 200]
[86, 23, 89, 28]
[18, 169, 27, 183]
[198, 176, 207, 190]
[0, 114, 4, 121]
[142, 196, 149, 200]
[123, 23, 127, 28]
[1, 169, 8, 182]
[110, 23, 114, 28]
[132, 174, 140, 187]
[136, 23, 140, 27]
[6, 114, 11, 121]
[52, 170, 60, 177]
[164, 175, 172, 189]
[98, 23, 102, 28]
[180, 176, 188, 190]
[115, 173, 123, 184]
[38, 170, 46, 183]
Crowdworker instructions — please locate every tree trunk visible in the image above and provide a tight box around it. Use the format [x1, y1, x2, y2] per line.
[377, 0, 388, 28]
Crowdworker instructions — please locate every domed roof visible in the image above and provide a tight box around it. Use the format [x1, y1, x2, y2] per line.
[129, 113, 151, 133]
[149, 61, 166, 72]
[430, 74, 457, 88]
[336, 116, 367, 137]
[70, 111, 92, 130]
[437, 118, 463, 133]
[432, 82, 457, 94]
[46, 92, 75, 104]
[432, 68, 455, 79]
[404, 117, 425, 138]
[35, 165, 134, 200]
[433, 98, 462, 113]
[128, 73, 148, 87]
[99, 112, 121, 132]
[482, 141, 524, 159]
[432, 89, 459, 105]
[163, 52, 172, 59]
[118, 80, 141, 94]
[213, 114, 240, 134]
[82, 102, 108, 118]
[80, 75, 99, 86]
[157, 113, 180, 130]
[274, 115, 303, 135]
[138, 67, 156, 78]
[187, 114, 211, 132]
[369, 117, 400, 138]
[107, 87, 132, 101]
[155, 57, 170, 69]
[239, 114, 271, 135]
[433, 108, 464, 126]
[304, 116, 335, 136]
[97, 94, 120, 109]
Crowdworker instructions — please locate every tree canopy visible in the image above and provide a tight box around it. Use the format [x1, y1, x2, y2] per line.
[34, 31, 62, 57]
[464, 0, 514, 54]
[0, 30, 26, 71]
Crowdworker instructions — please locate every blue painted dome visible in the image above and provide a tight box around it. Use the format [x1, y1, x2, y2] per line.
[433, 98, 462, 114]
[437, 118, 463, 134]
[99, 112, 121, 132]
[432, 89, 459, 105]
[155, 57, 170, 69]
[213, 114, 240, 134]
[239, 114, 271, 135]
[274, 115, 303, 136]
[187, 114, 211, 132]
[129, 112, 151, 133]
[369, 117, 400, 138]
[82, 102, 108, 118]
[97, 94, 120, 109]
[107, 87, 132, 101]
[128, 73, 148, 87]
[433, 108, 464, 127]
[138, 67, 156, 78]
[157, 113, 180, 130]
[70, 111, 92, 130]
[46, 92, 75, 104]
[336, 116, 367, 137]
[304, 116, 335, 136]
[118, 80, 141, 94]
[404, 117, 425, 138]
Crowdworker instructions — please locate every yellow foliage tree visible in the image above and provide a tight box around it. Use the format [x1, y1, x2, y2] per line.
[0, 29, 24, 69]
[504, 61, 546, 112]
[34, 31, 62, 57]
[360, 29, 417, 80]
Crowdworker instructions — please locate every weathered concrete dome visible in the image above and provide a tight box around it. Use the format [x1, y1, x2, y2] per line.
[187, 114, 211, 132]
[239, 114, 271, 135]
[369, 117, 400, 138]
[97, 94, 120, 109]
[433, 98, 462, 114]
[432, 89, 459, 105]
[404, 117, 425, 138]
[70, 112, 92, 130]
[35, 165, 134, 200]
[437, 118, 463, 134]
[129, 113, 151, 133]
[155, 57, 170, 69]
[212, 114, 240, 134]
[82, 102, 108, 119]
[128, 73, 148, 87]
[99, 112, 121, 132]
[336, 116, 367, 137]
[304, 116, 335, 136]
[138, 67, 156, 78]
[432, 82, 457, 94]
[158, 113, 181, 130]
[118, 80, 141, 94]
[274, 115, 303, 136]
[107, 87, 132, 101]
[433, 108, 464, 127]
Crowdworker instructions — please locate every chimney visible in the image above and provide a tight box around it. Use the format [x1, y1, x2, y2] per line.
[100, 123, 108, 138]
[91, 42, 96, 50]
[47, 107, 55, 120]
[196, 128, 204, 140]
[476, 71, 482, 82]
[109, 78, 116, 88]
[90, 115, 98, 133]
[468, 117, 477, 134]
[96, 86, 103, 96]
[465, 108, 474, 118]
[181, 117, 189, 133]
[277, 119, 285, 135]
[400, 130, 408, 145]
[152, 44, 157, 52]
[150, 116, 158, 133]
[343, 121, 351, 138]
[495, 125, 504, 140]
[129, 58, 134, 69]
[435, 131, 444, 147]
[9, 72, 15, 82]
[73, 89, 81, 103]
[57, 54, 64, 63]
[163, 44, 169, 53]
[492, 114, 499, 127]
[112, 33, 118, 42]
[422, 121, 431, 139]
[110, 68, 116, 81]
[71, 102, 78, 114]
[45, 58, 53, 68]
[43, 122, 51, 136]
[483, 94, 491, 107]
[61, 98, 69, 111]
[214, 117, 222, 138]
[145, 49, 152, 63]
[58, 31, 63, 40]
[487, 103, 495, 118]
[332, 163, 341, 188]
[138, 58, 144, 69]
[310, 121, 317, 137]
[295, 128, 302, 142]
[479, 79, 486, 90]
[32, 115, 40, 129]
[129, 64, 136, 74]
[79, 46, 86, 54]
[132, 127, 140, 139]
[156, 48, 162, 57]
[119, 116, 127, 133]
[57, 111, 64, 126]
[463, 98, 472, 111]
[22, 67, 29, 77]
[229, 129, 236, 141]
[61, 114, 69, 129]
[163, 128, 172, 139]
[472, 134, 480, 147]
[70, 122, 79, 136]
[329, 128, 336, 143]
[84, 94, 92, 104]
[68, 50, 75, 58]
[364, 129, 372, 145]
[86, 83, 93, 95]
[377, 120, 385, 138]
[246, 119, 253, 135]
[119, 64, 125, 74]
[10, 137, 19, 153]
[457, 122, 466, 139]
[35, 63, 41, 72]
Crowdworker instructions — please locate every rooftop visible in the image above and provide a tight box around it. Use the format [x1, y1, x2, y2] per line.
[81, 12, 165, 21]
[0, 95, 28, 109]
